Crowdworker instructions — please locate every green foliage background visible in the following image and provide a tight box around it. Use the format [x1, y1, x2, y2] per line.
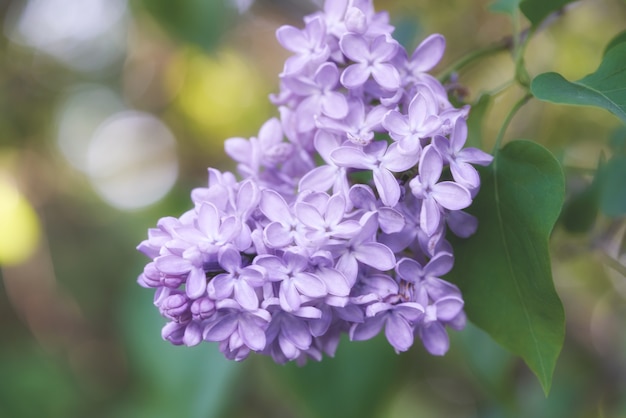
[1, 0, 626, 417]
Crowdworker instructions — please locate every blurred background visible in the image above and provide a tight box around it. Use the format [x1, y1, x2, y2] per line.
[1, 0, 626, 417]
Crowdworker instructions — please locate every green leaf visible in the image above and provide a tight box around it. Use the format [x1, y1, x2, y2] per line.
[467, 94, 491, 149]
[604, 30, 626, 56]
[600, 156, 626, 217]
[447, 140, 565, 394]
[560, 180, 600, 233]
[489, 0, 521, 15]
[519, 0, 576, 27]
[119, 282, 242, 418]
[140, 0, 236, 51]
[531, 40, 626, 125]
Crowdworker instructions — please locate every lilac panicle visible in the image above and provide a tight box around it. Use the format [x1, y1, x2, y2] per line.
[136, 0, 493, 363]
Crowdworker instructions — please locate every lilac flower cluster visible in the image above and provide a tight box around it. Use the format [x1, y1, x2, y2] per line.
[137, 0, 492, 363]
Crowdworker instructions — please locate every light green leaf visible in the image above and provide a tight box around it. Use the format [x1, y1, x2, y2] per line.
[531, 40, 626, 125]
[519, 0, 577, 27]
[447, 140, 565, 395]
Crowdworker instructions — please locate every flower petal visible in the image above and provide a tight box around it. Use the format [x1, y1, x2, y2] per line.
[354, 242, 396, 271]
[385, 313, 415, 352]
[186, 267, 207, 299]
[340, 63, 371, 89]
[419, 322, 449, 356]
[432, 181, 472, 210]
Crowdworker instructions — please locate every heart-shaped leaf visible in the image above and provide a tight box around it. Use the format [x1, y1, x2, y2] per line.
[447, 140, 565, 394]
[531, 35, 626, 124]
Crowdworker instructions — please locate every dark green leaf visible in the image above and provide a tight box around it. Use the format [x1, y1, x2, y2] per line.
[519, 0, 576, 27]
[560, 179, 601, 233]
[600, 156, 626, 217]
[531, 41, 626, 124]
[271, 335, 402, 418]
[447, 140, 565, 394]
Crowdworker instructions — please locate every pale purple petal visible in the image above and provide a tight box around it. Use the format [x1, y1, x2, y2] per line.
[451, 161, 480, 189]
[210, 273, 235, 299]
[383, 110, 410, 137]
[419, 322, 449, 356]
[186, 267, 207, 299]
[421, 197, 441, 236]
[340, 33, 370, 61]
[350, 314, 386, 341]
[294, 272, 327, 298]
[264, 222, 292, 248]
[459, 147, 494, 166]
[183, 321, 203, 346]
[279, 335, 299, 360]
[382, 142, 420, 172]
[317, 267, 350, 296]
[239, 317, 266, 351]
[331, 146, 375, 169]
[276, 25, 308, 52]
[447, 210, 478, 238]
[432, 182, 472, 210]
[155, 255, 191, 275]
[373, 168, 400, 207]
[341, 63, 371, 89]
[419, 146, 443, 186]
[260, 190, 292, 222]
[410, 33, 446, 72]
[280, 314, 312, 350]
[299, 165, 339, 193]
[204, 315, 238, 341]
[295, 202, 324, 229]
[435, 296, 464, 321]
[354, 242, 396, 271]
[234, 281, 259, 310]
[378, 207, 405, 234]
[321, 91, 349, 119]
[280, 280, 302, 312]
[371, 63, 400, 90]
[336, 253, 359, 285]
[449, 117, 468, 152]
[396, 257, 423, 283]
[424, 252, 453, 277]
[385, 314, 414, 352]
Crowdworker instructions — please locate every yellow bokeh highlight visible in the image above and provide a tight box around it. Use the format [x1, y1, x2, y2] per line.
[168, 48, 273, 142]
[0, 177, 40, 265]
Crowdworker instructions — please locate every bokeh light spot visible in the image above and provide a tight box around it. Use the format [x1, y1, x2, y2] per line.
[0, 177, 41, 265]
[56, 85, 126, 171]
[169, 48, 271, 140]
[87, 111, 178, 210]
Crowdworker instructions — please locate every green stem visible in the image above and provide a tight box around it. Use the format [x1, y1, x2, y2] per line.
[492, 93, 532, 153]
[438, 40, 511, 83]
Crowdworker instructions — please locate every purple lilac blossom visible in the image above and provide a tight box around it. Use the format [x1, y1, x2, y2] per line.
[136, 0, 493, 363]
